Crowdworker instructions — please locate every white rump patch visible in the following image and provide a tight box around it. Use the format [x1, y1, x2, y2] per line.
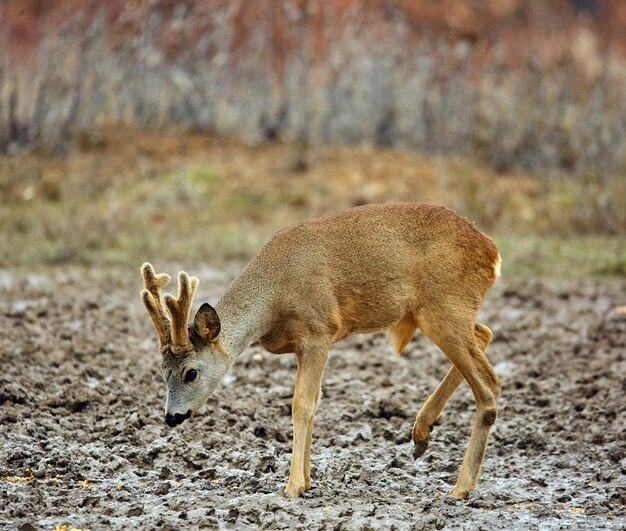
[494, 253, 502, 279]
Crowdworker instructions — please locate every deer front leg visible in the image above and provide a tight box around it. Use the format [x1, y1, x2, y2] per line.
[303, 385, 321, 490]
[285, 346, 327, 498]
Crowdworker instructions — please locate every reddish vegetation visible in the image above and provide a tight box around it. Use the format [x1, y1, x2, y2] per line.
[1, 1, 625, 180]
[2, 1, 624, 75]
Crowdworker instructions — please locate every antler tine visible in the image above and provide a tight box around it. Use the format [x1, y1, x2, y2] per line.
[140, 262, 172, 353]
[164, 271, 200, 355]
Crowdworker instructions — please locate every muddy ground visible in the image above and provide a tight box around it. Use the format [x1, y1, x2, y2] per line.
[1, 265, 625, 530]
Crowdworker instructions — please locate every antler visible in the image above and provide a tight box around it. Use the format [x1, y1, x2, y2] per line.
[140, 263, 172, 352]
[140, 262, 200, 355]
[163, 271, 199, 354]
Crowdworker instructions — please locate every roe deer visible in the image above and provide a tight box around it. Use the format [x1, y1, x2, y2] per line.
[140, 203, 501, 499]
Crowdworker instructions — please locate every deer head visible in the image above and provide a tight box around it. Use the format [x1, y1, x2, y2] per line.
[140, 263, 227, 428]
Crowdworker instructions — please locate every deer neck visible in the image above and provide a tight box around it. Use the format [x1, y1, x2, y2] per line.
[215, 282, 270, 362]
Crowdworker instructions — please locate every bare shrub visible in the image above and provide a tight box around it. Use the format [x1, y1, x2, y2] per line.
[1, 1, 625, 233]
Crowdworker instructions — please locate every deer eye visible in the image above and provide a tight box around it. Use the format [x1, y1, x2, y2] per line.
[184, 369, 198, 383]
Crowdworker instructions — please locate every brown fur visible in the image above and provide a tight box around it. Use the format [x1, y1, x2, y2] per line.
[141, 203, 502, 500]
[387, 312, 418, 354]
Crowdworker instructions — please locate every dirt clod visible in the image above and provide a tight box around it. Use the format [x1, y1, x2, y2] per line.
[0, 270, 624, 529]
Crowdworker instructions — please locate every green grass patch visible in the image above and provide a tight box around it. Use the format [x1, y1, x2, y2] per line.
[495, 235, 626, 278]
[1, 137, 624, 279]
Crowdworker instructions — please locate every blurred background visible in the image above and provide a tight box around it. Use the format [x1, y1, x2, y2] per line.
[0, 0, 624, 276]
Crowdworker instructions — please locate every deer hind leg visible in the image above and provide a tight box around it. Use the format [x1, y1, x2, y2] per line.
[412, 365, 464, 458]
[412, 322, 494, 458]
[419, 310, 500, 499]
[285, 343, 328, 498]
[473, 322, 493, 352]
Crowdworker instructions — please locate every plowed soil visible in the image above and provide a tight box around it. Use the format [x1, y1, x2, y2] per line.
[1, 266, 625, 529]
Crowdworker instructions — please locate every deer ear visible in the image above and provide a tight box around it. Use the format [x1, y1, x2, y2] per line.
[193, 303, 221, 342]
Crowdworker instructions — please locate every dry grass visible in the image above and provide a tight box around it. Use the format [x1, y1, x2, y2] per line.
[1, 128, 624, 278]
[2, 1, 626, 197]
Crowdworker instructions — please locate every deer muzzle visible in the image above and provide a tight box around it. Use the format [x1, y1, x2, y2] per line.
[165, 410, 192, 428]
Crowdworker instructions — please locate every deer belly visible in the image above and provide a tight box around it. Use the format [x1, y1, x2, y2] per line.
[331, 294, 408, 339]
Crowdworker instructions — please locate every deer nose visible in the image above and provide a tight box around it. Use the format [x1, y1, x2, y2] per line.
[165, 410, 192, 428]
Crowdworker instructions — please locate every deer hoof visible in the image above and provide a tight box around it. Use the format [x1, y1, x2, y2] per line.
[284, 483, 306, 498]
[449, 486, 471, 499]
[412, 440, 429, 460]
